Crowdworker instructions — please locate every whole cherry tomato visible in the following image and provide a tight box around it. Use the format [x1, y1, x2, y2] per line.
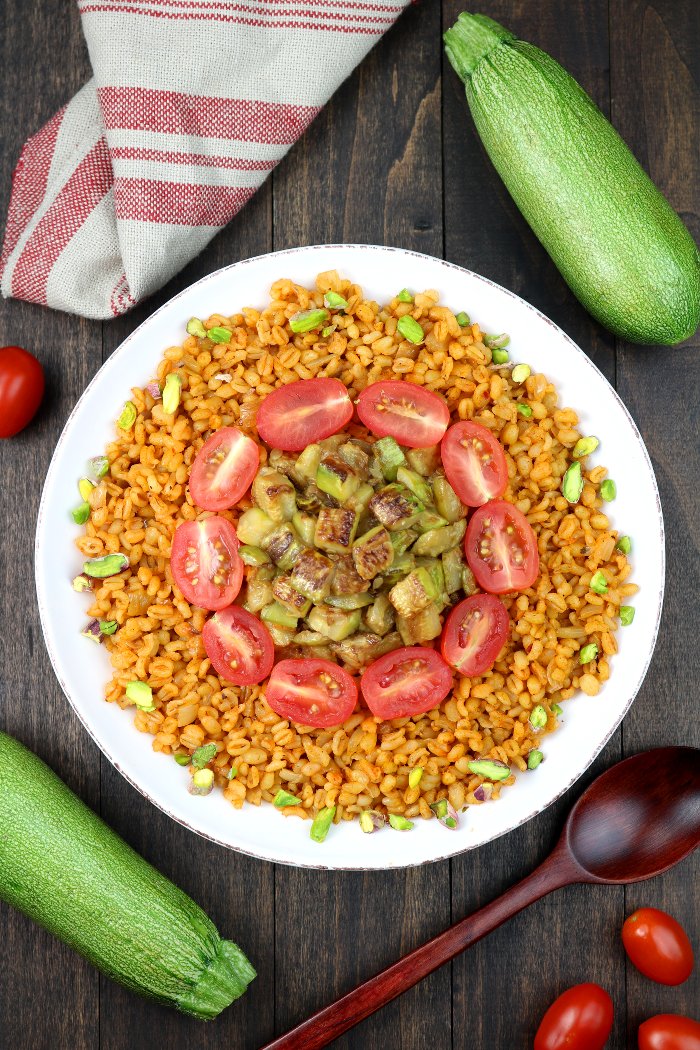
[638, 1014, 700, 1050]
[622, 908, 694, 985]
[0, 345, 45, 438]
[534, 983, 614, 1050]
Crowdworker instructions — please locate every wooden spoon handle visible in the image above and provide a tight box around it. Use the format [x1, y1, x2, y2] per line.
[261, 855, 575, 1050]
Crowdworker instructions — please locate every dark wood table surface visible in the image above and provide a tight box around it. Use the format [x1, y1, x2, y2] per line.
[1, 2, 698, 1047]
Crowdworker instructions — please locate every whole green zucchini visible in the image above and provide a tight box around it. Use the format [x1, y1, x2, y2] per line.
[444, 13, 700, 345]
[0, 732, 255, 1019]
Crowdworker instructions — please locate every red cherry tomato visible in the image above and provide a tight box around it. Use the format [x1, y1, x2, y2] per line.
[534, 983, 614, 1050]
[264, 658, 358, 728]
[441, 420, 508, 507]
[622, 908, 694, 986]
[356, 380, 450, 448]
[465, 499, 539, 594]
[360, 646, 453, 719]
[188, 427, 259, 511]
[170, 517, 243, 610]
[0, 345, 45, 438]
[256, 378, 353, 451]
[441, 593, 510, 676]
[202, 606, 274, 686]
[638, 1015, 700, 1050]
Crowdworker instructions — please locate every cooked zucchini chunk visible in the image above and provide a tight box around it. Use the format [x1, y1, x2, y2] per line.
[331, 554, 370, 595]
[290, 548, 334, 603]
[244, 565, 275, 612]
[333, 631, 402, 670]
[396, 466, 432, 505]
[369, 485, 424, 530]
[252, 468, 297, 522]
[338, 441, 370, 478]
[316, 456, 360, 502]
[352, 525, 394, 580]
[307, 605, 362, 642]
[412, 520, 466, 558]
[406, 445, 441, 476]
[363, 592, 395, 635]
[315, 508, 358, 553]
[388, 567, 437, 617]
[236, 507, 276, 546]
[295, 443, 323, 481]
[397, 605, 443, 645]
[442, 546, 465, 594]
[432, 475, 466, 522]
[291, 511, 317, 546]
[374, 436, 406, 481]
[262, 524, 304, 569]
[261, 602, 299, 629]
[272, 575, 312, 616]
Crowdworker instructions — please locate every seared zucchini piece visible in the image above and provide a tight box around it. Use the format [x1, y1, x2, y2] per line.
[384, 552, 415, 578]
[252, 469, 297, 522]
[432, 476, 466, 523]
[364, 593, 395, 636]
[352, 525, 394, 580]
[415, 511, 449, 534]
[295, 443, 323, 481]
[315, 508, 358, 553]
[339, 441, 369, 478]
[244, 565, 275, 612]
[293, 630, 330, 647]
[396, 467, 432, 505]
[389, 529, 417, 557]
[268, 449, 306, 487]
[374, 436, 406, 481]
[307, 605, 362, 642]
[272, 575, 312, 616]
[388, 567, 437, 617]
[261, 602, 299, 629]
[331, 555, 369, 595]
[442, 546, 465, 594]
[412, 520, 467, 557]
[418, 558, 446, 604]
[292, 511, 317, 547]
[238, 544, 270, 566]
[290, 548, 334, 603]
[346, 482, 374, 514]
[406, 445, 441, 476]
[369, 485, 424, 530]
[236, 507, 276, 546]
[261, 524, 304, 569]
[462, 565, 479, 596]
[316, 456, 360, 502]
[326, 592, 373, 610]
[266, 623, 297, 648]
[333, 631, 402, 671]
[397, 605, 443, 645]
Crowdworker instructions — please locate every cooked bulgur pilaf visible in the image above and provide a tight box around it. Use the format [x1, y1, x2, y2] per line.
[74, 271, 637, 829]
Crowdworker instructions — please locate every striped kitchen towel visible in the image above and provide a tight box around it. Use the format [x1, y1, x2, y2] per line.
[0, 0, 409, 319]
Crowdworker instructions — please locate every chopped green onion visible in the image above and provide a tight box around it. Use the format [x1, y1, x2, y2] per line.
[551, 702, 563, 716]
[527, 749, 544, 770]
[191, 743, 217, 769]
[397, 315, 424, 344]
[511, 364, 531, 384]
[186, 317, 207, 339]
[99, 619, 118, 636]
[485, 333, 510, 349]
[289, 309, 329, 334]
[310, 806, 336, 843]
[274, 789, 300, 808]
[117, 401, 137, 430]
[87, 455, 109, 478]
[78, 478, 95, 502]
[408, 767, 424, 789]
[491, 347, 510, 364]
[467, 759, 510, 781]
[227, 766, 238, 779]
[517, 403, 533, 418]
[620, 605, 635, 626]
[600, 479, 616, 502]
[83, 553, 129, 578]
[189, 768, 214, 795]
[616, 535, 632, 555]
[174, 753, 191, 766]
[590, 571, 608, 595]
[529, 705, 547, 730]
[207, 326, 232, 343]
[323, 291, 348, 310]
[388, 814, 414, 831]
[579, 643, 599, 664]
[72, 574, 91, 592]
[573, 436, 600, 459]
[396, 288, 413, 303]
[71, 502, 90, 525]
[562, 461, 584, 504]
[321, 325, 336, 338]
[455, 311, 470, 327]
[125, 681, 155, 712]
[162, 373, 182, 415]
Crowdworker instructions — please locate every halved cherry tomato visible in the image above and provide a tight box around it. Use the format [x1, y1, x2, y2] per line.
[534, 983, 614, 1050]
[264, 659, 358, 728]
[441, 594, 509, 676]
[0, 345, 45, 438]
[465, 499, 539, 594]
[170, 517, 243, 610]
[256, 378, 353, 451]
[622, 908, 694, 986]
[638, 1015, 700, 1050]
[203, 606, 274, 686]
[356, 380, 450, 448]
[441, 420, 508, 507]
[361, 646, 453, 719]
[189, 427, 259, 511]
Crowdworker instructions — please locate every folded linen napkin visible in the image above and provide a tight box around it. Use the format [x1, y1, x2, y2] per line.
[1, 0, 409, 319]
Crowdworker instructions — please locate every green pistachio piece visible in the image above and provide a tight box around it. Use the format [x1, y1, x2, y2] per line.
[517, 403, 533, 418]
[562, 461, 584, 504]
[323, 291, 348, 310]
[117, 401, 137, 430]
[590, 571, 608, 595]
[397, 315, 424, 344]
[388, 814, 414, 831]
[125, 681, 155, 712]
[485, 333, 510, 349]
[99, 619, 118, 636]
[511, 364, 531, 384]
[491, 347, 510, 364]
[573, 436, 600, 458]
[408, 767, 423, 789]
[289, 308, 329, 334]
[174, 753, 191, 766]
[310, 806, 336, 843]
[529, 705, 547, 730]
[468, 759, 511, 782]
[600, 479, 616, 502]
[620, 605, 635, 626]
[162, 373, 183, 414]
[274, 789, 301, 808]
[396, 289, 413, 303]
[83, 553, 129, 578]
[616, 535, 632, 555]
[189, 768, 214, 795]
[186, 317, 207, 338]
[87, 455, 109, 478]
[527, 749, 544, 770]
[455, 311, 470, 327]
[192, 743, 217, 768]
[579, 643, 599, 664]
[207, 326, 232, 343]
[71, 501, 90, 525]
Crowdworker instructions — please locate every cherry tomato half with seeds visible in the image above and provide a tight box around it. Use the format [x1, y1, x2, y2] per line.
[356, 380, 450, 448]
[189, 426, 259, 511]
[622, 908, 694, 986]
[441, 420, 508, 506]
[441, 593, 510, 677]
[361, 646, 453, 719]
[0, 345, 45, 438]
[264, 659, 358, 729]
[202, 606, 274, 686]
[534, 983, 614, 1050]
[465, 499, 539, 594]
[170, 517, 243, 610]
[638, 1015, 700, 1050]
[256, 378, 353, 451]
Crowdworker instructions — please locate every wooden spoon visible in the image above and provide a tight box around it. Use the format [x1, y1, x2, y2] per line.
[262, 746, 700, 1050]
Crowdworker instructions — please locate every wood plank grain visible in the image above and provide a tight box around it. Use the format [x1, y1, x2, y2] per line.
[0, 4, 101, 1049]
[609, 0, 700, 1039]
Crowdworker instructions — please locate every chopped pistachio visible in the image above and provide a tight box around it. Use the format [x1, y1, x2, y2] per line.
[491, 347, 510, 364]
[227, 766, 238, 779]
[468, 759, 510, 781]
[590, 571, 608, 595]
[527, 749, 544, 770]
[189, 768, 214, 796]
[485, 333, 510, 349]
[616, 535, 632, 555]
[388, 813, 414, 831]
[321, 325, 336, 338]
[517, 403, 533, 418]
[99, 619, 118, 636]
[192, 743, 217, 769]
[289, 308, 329, 334]
[207, 326, 233, 343]
[186, 317, 207, 339]
[87, 455, 109, 479]
[579, 643, 599, 664]
[72, 573, 91, 592]
[274, 789, 300, 808]
[126, 681, 155, 712]
[600, 479, 616, 502]
[174, 753, 191, 766]
[396, 288, 413, 303]
[473, 784, 492, 802]
[562, 461, 584, 504]
[551, 702, 564, 716]
[455, 311, 470, 327]
[78, 477, 95, 502]
[83, 553, 129, 578]
[573, 436, 600, 459]
[81, 620, 102, 644]
[529, 705, 547, 730]
[397, 315, 424, 344]
[408, 767, 424, 789]
[359, 810, 385, 834]
[620, 605, 635, 626]
[117, 401, 137, 430]
[310, 806, 336, 843]
[430, 798, 458, 830]
[323, 291, 348, 310]
[511, 364, 531, 384]
[71, 501, 90, 525]
[145, 381, 161, 399]
[162, 373, 182, 414]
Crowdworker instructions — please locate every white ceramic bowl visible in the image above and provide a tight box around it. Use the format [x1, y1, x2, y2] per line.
[35, 244, 664, 869]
